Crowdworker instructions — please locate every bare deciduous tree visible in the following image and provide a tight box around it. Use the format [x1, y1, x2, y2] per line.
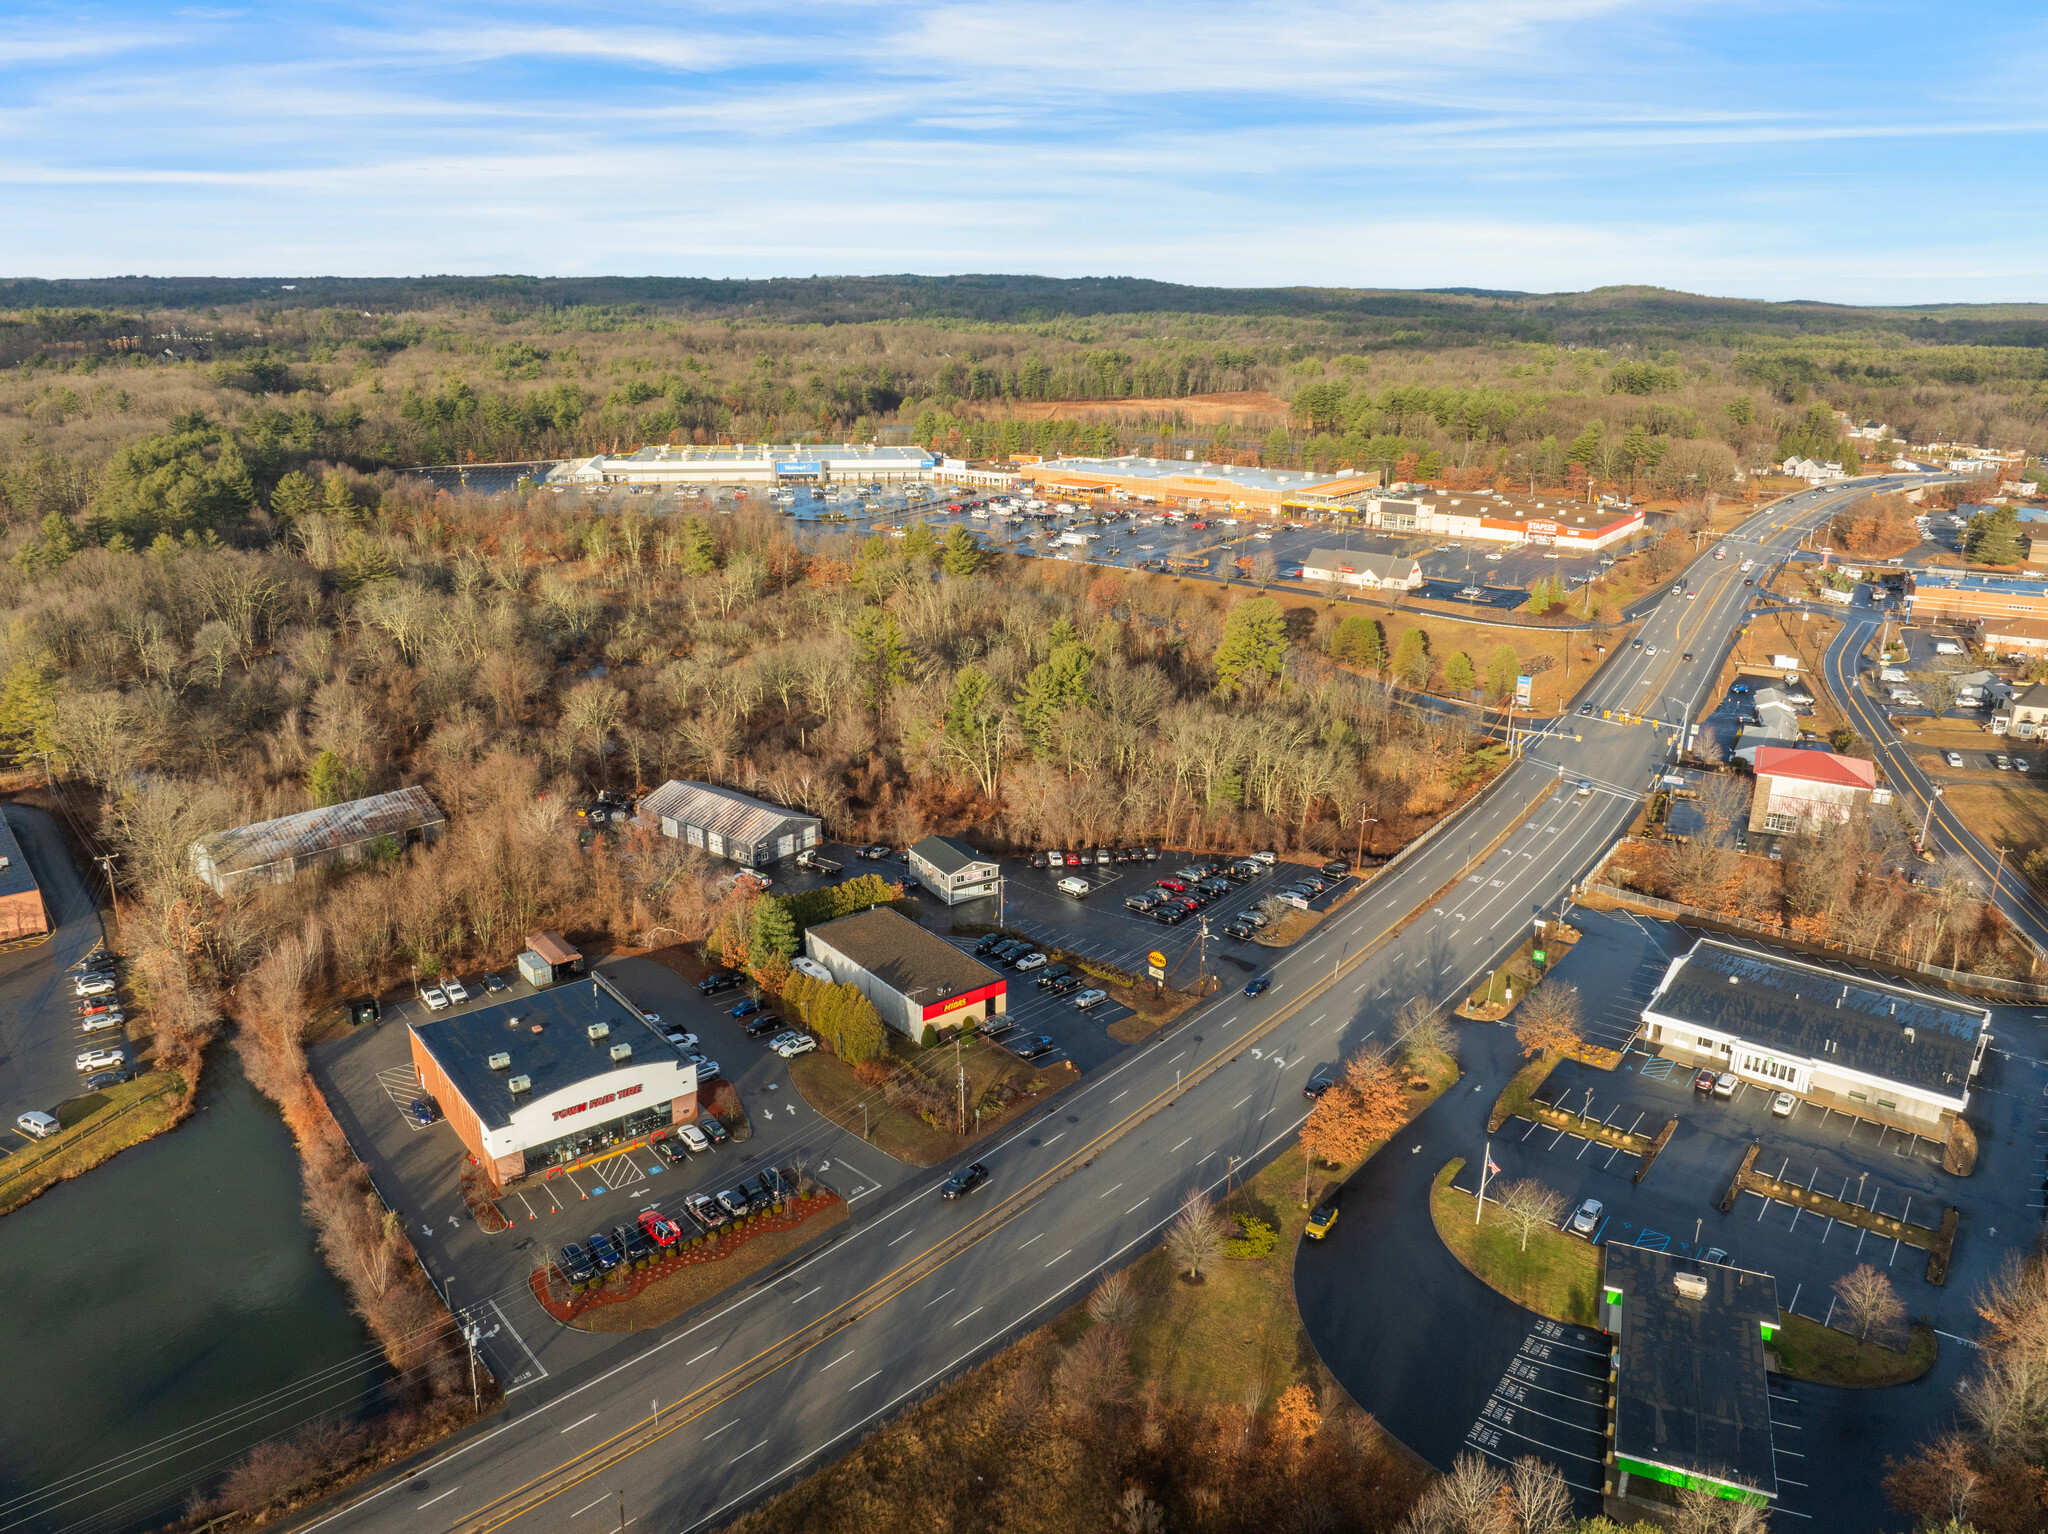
[1087, 1269, 1137, 1330]
[1509, 1455, 1574, 1534]
[1394, 994, 1455, 1067]
[1165, 1187, 1225, 1281]
[1833, 1262, 1906, 1345]
[1492, 1177, 1567, 1254]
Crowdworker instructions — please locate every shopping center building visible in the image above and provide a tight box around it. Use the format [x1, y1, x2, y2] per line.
[548, 443, 939, 488]
[408, 974, 698, 1188]
[1015, 455, 1381, 510]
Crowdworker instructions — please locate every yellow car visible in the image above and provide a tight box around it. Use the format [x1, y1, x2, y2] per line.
[1305, 1204, 1339, 1240]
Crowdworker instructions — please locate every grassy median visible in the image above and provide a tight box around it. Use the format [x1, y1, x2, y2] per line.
[1770, 1312, 1936, 1388]
[1429, 1159, 1601, 1327]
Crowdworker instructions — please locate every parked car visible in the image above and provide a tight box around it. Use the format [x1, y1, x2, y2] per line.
[83, 1067, 133, 1090]
[1712, 1072, 1738, 1099]
[1692, 1069, 1718, 1093]
[2019, 757, 2033, 774]
[941, 1162, 991, 1200]
[660, 1027, 699, 1050]
[743, 1013, 782, 1038]
[1013, 1034, 1056, 1059]
[978, 1017, 1017, 1040]
[1244, 975, 1271, 996]
[1305, 1204, 1339, 1240]
[1035, 966, 1073, 988]
[1073, 989, 1109, 1010]
[75, 1048, 125, 1072]
[975, 935, 1007, 955]
[1946, 751, 1965, 768]
[1701, 1248, 1731, 1266]
[673, 1122, 712, 1154]
[16, 1110, 60, 1139]
[857, 844, 892, 860]
[1013, 951, 1048, 971]
[583, 1232, 621, 1272]
[1223, 922, 1255, 940]
[612, 1222, 657, 1265]
[74, 977, 117, 998]
[483, 971, 507, 993]
[1770, 1092, 1797, 1118]
[1320, 860, 1350, 878]
[1997, 755, 2014, 771]
[1153, 907, 1186, 925]
[1124, 893, 1162, 913]
[1042, 975, 1082, 996]
[688, 1055, 723, 1080]
[731, 997, 761, 1018]
[406, 1096, 441, 1127]
[558, 1243, 598, 1284]
[773, 1035, 818, 1059]
[697, 972, 740, 996]
[715, 1187, 751, 1219]
[639, 1209, 684, 1247]
[1568, 1198, 1605, 1237]
[442, 978, 470, 1003]
[685, 1192, 728, 1229]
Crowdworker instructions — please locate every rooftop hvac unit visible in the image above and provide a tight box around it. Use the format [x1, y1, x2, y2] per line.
[1673, 1272, 1708, 1300]
[587, 1021, 611, 1041]
[507, 1074, 532, 1095]
[487, 1052, 512, 1071]
[609, 1043, 633, 1063]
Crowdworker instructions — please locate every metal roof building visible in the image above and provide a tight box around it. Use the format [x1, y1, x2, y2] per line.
[636, 781, 822, 867]
[1601, 1244, 1779, 1519]
[190, 787, 446, 895]
[1018, 455, 1379, 508]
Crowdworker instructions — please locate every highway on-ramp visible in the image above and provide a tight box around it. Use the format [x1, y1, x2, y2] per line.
[265, 479, 1928, 1534]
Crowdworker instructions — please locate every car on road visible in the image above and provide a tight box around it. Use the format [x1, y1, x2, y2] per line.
[773, 1034, 818, 1059]
[1946, 751, 1965, 768]
[1770, 1091, 1797, 1118]
[1244, 975, 1272, 996]
[1645, 645, 1658, 656]
[16, 1110, 60, 1139]
[442, 978, 469, 1003]
[731, 997, 761, 1018]
[1013, 1034, 1056, 1059]
[1682, 652, 1693, 662]
[1692, 1069, 1718, 1093]
[1073, 988, 1109, 1010]
[1712, 1071, 1737, 1099]
[940, 1162, 991, 1200]
[1568, 1198, 1605, 1237]
[697, 971, 740, 996]
[1303, 1071, 1335, 1099]
[1578, 702, 1594, 716]
[1631, 638, 1641, 648]
[75, 1048, 125, 1072]
[1305, 1204, 1339, 1240]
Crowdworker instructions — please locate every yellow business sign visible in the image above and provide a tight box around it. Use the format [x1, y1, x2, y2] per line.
[1147, 951, 1167, 969]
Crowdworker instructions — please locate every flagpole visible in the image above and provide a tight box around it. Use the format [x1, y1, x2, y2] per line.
[1476, 1137, 1491, 1226]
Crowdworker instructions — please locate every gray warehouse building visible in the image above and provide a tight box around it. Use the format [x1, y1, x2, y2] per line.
[804, 908, 1006, 1039]
[190, 786, 446, 895]
[637, 781, 822, 868]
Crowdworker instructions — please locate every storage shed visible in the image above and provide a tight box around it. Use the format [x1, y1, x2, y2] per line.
[517, 931, 583, 988]
[190, 787, 445, 895]
[636, 781, 823, 867]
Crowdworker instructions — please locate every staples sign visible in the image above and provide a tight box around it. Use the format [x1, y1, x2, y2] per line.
[550, 1083, 643, 1123]
[1528, 520, 1559, 536]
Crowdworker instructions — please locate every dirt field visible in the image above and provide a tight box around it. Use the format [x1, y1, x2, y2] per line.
[961, 390, 1292, 426]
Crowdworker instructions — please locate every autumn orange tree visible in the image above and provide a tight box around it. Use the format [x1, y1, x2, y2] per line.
[1299, 1046, 1410, 1205]
[1514, 980, 1582, 1060]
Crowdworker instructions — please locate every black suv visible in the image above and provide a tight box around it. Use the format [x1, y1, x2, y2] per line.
[975, 934, 1007, 956]
[1320, 860, 1350, 878]
[1035, 965, 1073, 988]
[743, 1013, 783, 1038]
[1041, 975, 1082, 996]
[941, 1162, 991, 1200]
[1013, 1035, 1055, 1059]
[697, 972, 740, 996]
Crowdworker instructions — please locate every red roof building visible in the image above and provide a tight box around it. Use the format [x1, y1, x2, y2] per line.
[1748, 748, 1879, 835]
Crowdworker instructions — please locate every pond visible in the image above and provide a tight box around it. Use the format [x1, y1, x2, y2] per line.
[0, 1053, 385, 1534]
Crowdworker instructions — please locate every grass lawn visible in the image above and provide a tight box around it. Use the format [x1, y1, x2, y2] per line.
[1771, 1313, 1936, 1388]
[787, 1035, 1077, 1167]
[0, 1073, 188, 1217]
[1942, 782, 2048, 862]
[1121, 1051, 1458, 1409]
[568, 1201, 851, 1332]
[1430, 1159, 1601, 1327]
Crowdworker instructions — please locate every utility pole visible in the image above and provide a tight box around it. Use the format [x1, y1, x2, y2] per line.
[616, 1490, 625, 1534]
[1919, 785, 1943, 852]
[95, 854, 120, 926]
[956, 1030, 966, 1135]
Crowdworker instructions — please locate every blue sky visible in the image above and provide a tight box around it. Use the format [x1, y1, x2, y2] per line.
[4, 1, 2045, 302]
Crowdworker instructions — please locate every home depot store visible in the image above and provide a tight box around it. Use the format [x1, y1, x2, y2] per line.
[409, 980, 698, 1188]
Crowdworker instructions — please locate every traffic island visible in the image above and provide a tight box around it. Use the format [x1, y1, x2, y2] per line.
[531, 1189, 849, 1332]
[1458, 923, 1581, 1022]
[1429, 1159, 1601, 1327]
[1769, 1312, 1937, 1388]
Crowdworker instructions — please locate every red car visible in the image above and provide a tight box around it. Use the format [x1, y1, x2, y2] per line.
[638, 1208, 684, 1248]
[1065, 852, 1084, 866]
[1692, 1069, 1718, 1093]
[1155, 878, 1187, 892]
[1190, 521, 1208, 530]
[78, 999, 119, 1016]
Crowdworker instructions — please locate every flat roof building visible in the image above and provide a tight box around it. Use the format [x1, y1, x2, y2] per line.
[190, 787, 445, 895]
[906, 835, 1000, 906]
[1360, 491, 1645, 551]
[409, 973, 696, 1188]
[548, 444, 937, 488]
[804, 907, 1006, 1039]
[1640, 937, 1990, 1130]
[637, 781, 822, 868]
[0, 809, 49, 940]
[1601, 1245, 1779, 1519]
[1017, 455, 1381, 509]
[1904, 570, 2048, 626]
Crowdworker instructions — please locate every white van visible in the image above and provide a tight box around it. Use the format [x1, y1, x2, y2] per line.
[1879, 667, 1908, 682]
[1056, 876, 1091, 898]
[16, 1110, 59, 1139]
[790, 956, 833, 983]
[1934, 640, 1964, 656]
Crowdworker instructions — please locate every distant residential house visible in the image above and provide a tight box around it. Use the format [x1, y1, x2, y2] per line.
[1731, 688, 1800, 765]
[1747, 747, 1879, 834]
[1298, 549, 1425, 591]
[1995, 681, 2048, 740]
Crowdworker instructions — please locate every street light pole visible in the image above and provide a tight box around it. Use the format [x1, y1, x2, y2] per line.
[1919, 785, 1943, 852]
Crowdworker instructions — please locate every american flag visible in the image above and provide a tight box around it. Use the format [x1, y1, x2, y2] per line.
[1486, 1157, 1502, 1176]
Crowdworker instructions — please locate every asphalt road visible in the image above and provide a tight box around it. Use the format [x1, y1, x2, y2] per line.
[0, 806, 114, 1142]
[1821, 598, 2048, 954]
[263, 477, 1946, 1534]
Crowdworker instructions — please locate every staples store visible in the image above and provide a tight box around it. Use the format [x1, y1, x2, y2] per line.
[409, 978, 697, 1188]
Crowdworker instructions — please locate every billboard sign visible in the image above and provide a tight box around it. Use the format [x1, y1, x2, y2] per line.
[1515, 674, 1534, 708]
[1147, 951, 1167, 969]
